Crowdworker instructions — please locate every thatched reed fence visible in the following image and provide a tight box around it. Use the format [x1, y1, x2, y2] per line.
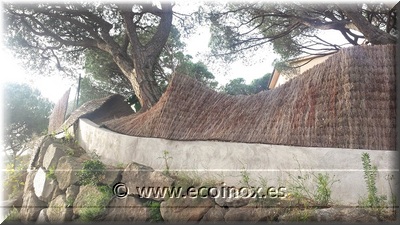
[104, 45, 395, 150]
[48, 88, 71, 134]
[54, 94, 133, 134]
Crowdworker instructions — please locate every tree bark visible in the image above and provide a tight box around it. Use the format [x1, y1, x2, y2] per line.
[119, 3, 173, 111]
[339, 4, 397, 45]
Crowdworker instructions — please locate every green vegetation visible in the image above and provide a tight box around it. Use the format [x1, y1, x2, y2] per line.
[78, 185, 113, 221]
[145, 201, 163, 222]
[221, 73, 271, 95]
[66, 196, 75, 208]
[385, 174, 397, 215]
[159, 150, 173, 176]
[314, 173, 335, 206]
[77, 158, 106, 186]
[172, 171, 219, 199]
[3, 155, 29, 200]
[288, 172, 338, 207]
[3, 83, 53, 169]
[61, 126, 76, 145]
[286, 157, 339, 207]
[46, 165, 57, 180]
[65, 147, 75, 156]
[239, 166, 251, 188]
[116, 162, 126, 169]
[4, 207, 20, 222]
[359, 152, 389, 217]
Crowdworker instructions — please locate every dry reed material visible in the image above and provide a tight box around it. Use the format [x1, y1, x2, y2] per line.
[55, 94, 134, 133]
[104, 45, 395, 150]
[48, 88, 71, 134]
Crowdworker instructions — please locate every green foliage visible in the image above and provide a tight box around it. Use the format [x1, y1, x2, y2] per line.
[207, 2, 396, 62]
[62, 126, 74, 143]
[5, 207, 20, 221]
[288, 172, 338, 207]
[240, 167, 251, 188]
[221, 73, 271, 95]
[77, 159, 106, 186]
[159, 150, 173, 176]
[116, 162, 126, 169]
[3, 82, 53, 163]
[46, 165, 57, 180]
[79, 185, 113, 222]
[80, 25, 217, 110]
[65, 147, 75, 156]
[361, 152, 379, 207]
[175, 55, 219, 89]
[173, 172, 202, 193]
[287, 157, 339, 207]
[3, 158, 28, 199]
[145, 201, 163, 222]
[66, 197, 74, 208]
[81, 48, 134, 107]
[359, 152, 388, 215]
[314, 173, 335, 206]
[385, 174, 397, 215]
[172, 171, 219, 201]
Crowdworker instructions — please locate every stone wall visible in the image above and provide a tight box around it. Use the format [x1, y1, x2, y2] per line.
[76, 118, 399, 206]
[11, 136, 397, 222]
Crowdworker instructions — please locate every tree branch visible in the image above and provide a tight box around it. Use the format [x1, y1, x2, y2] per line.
[338, 4, 396, 44]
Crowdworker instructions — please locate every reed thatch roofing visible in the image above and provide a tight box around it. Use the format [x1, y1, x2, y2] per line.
[55, 94, 134, 133]
[48, 88, 71, 134]
[104, 45, 395, 150]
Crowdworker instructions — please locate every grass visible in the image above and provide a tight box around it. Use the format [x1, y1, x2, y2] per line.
[4, 207, 20, 222]
[76, 158, 106, 186]
[66, 197, 75, 208]
[145, 200, 163, 222]
[158, 150, 172, 175]
[3, 156, 29, 200]
[116, 162, 126, 169]
[46, 165, 57, 180]
[359, 152, 391, 219]
[78, 185, 113, 221]
[286, 156, 339, 208]
[5, 207, 21, 222]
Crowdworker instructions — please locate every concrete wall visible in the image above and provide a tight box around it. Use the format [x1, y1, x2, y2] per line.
[76, 118, 399, 206]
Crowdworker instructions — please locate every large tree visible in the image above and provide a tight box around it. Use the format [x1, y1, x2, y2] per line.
[79, 24, 218, 110]
[4, 2, 177, 111]
[3, 83, 54, 168]
[221, 73, 271, 95]
[206, 3, 397, 62]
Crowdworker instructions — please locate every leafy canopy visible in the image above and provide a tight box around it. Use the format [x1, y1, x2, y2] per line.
[3, 83, 53, 157]
[205, 2, 397, 62]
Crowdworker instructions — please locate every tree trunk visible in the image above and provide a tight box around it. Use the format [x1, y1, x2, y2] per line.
[113, 56, 162, 112]
[118, 3, 173, 111]
[339, 4, 397, 45]
[131, 60, 162, 111]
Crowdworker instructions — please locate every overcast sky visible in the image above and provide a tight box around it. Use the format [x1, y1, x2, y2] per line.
[1, 0, 397, 103]
[0, 1, 277, 103]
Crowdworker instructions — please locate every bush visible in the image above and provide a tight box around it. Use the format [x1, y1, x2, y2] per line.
[76, 159, 106, 186]
[4, 207, 20, 221]
[46, 165, 57, 180]
[79, 185, 113, 221]
[360, 152, 388, 215]
[3, 157, 29, 199]
[145, 201, 163, 222]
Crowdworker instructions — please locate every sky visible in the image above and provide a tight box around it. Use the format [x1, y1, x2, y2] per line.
[0, 0, 397, 103]
[0, 0, 397, 222]
[0, 1, 277, 104]
[0, 23, 273, 103]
